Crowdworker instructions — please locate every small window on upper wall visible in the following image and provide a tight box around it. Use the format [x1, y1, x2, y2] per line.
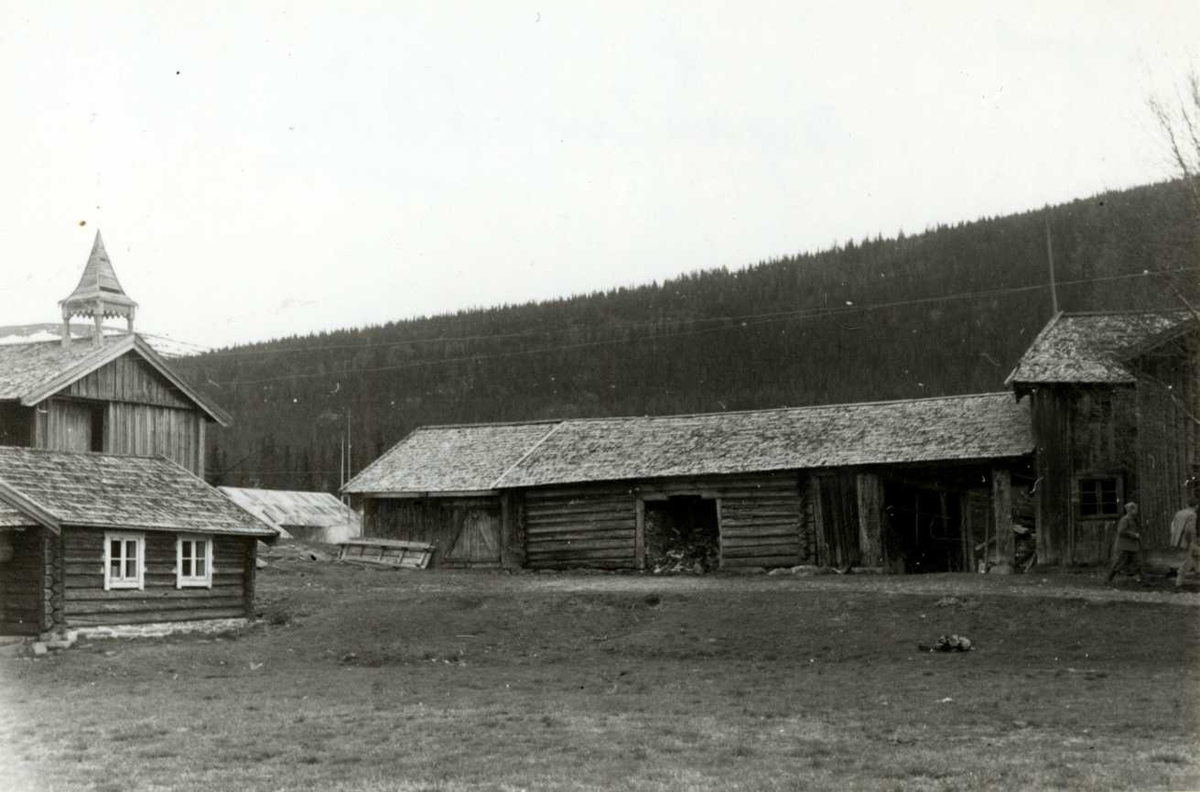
[176, 536, 213, 588]
[104, 532, 144, 590]
[1078, 476, 1122, 518]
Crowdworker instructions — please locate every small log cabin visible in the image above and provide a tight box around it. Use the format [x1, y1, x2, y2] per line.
[0, 231, 273, 636]
[0, 447, 274, 635]
[1007, 310, 1198, 565]
[344, 393, 1035, 574]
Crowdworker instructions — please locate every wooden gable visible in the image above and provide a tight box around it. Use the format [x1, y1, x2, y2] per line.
[56, 352, 194, 410]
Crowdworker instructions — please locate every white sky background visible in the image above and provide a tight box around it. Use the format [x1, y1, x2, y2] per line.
[0, 2, 1197, 349]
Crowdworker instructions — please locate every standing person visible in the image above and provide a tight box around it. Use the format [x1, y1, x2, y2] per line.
[1106, 501, 1143, 584]
[1175, 499, 1198, 589]
[1169, 497, 1199, 548]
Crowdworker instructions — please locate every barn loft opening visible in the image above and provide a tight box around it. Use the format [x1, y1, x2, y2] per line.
[644, 496, 720, 573]
[883, 483, 966, 573]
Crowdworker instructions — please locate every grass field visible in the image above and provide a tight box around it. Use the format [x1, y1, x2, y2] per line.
[2, 554, 1198, 792]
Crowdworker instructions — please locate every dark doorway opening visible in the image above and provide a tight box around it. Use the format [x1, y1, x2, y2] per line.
[644, 496, 720, 573]
[89, 403, 106, 452]
[883, 483, 965, 573]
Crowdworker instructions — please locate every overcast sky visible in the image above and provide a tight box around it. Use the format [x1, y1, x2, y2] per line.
[1, 2, 1197, 349]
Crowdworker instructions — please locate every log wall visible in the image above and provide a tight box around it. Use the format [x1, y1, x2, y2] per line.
[60, 528, 251, 627]
[520, 472, 808, 571]
[0, 527, 44, 635]
[523, 484, 637, 570]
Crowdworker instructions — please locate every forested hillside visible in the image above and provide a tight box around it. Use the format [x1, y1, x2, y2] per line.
[177, 179, 1199, 492]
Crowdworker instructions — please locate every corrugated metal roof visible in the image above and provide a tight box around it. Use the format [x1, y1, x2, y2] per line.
[347, 393, 1032, 494]
[219, 487, 360, 532]
[1006, 311, 1189, 386]
[343, 421, 557, 494]
[0, 447, 275, 536]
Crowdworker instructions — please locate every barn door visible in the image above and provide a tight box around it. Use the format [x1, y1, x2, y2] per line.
[443, 506, 502, 565]
[817, 475, 860, 568]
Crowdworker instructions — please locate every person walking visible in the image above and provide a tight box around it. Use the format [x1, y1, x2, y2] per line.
[1106, 501, 1143, 584]
[1175, 498, 1198, 589]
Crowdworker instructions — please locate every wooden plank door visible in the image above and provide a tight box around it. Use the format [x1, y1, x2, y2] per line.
[444, 507, 502, 565]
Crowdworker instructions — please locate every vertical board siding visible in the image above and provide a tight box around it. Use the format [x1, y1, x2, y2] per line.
[104, 403, 204, 475]
[366, 497, 504, 567]
[62, 354, 193, 409]
[1135, 353, 1191, 548]
[1032, 388, 1071, 565]
[42, 399, 94, 452]
[60, 528, 249, 626]
[0, 527, 44, 634]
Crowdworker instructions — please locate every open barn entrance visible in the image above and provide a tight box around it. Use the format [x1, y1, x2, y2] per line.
[883, 483, 966, 573]
[644, 496, 720, 573]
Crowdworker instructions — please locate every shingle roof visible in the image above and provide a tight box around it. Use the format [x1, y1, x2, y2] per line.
[60, 231, 137, 313]
[343, 421, 557, 494]
[1005, 311, 1190, 386]
[346, 393, 1032, 494]
[0, 447, 275, 537]
[0, 502, 37, 528]
[0, 338, 100, 400]
[219, 487, 360, 532]
[0, 335, 231, 425]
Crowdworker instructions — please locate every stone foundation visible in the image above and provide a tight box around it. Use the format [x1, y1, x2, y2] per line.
[71, 617, 250, 640]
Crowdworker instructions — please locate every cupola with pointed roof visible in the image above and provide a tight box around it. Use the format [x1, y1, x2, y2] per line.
[59, 231, 138, 347]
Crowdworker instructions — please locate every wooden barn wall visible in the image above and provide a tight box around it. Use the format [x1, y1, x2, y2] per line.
[519, 472, 808, 571]
[1032, 385, 1138, 566]
[0, 527, 44, 635]
[60, 528, 251, 627]
[0, 403, 33, 448]
[1134, 345, 1193, 547]
[522, 483, 637, 570]
[61, 354, 193, 410]
[363, 497, 503, 567]
[104, 402, 205, 476]
[35, 399, 95, 452]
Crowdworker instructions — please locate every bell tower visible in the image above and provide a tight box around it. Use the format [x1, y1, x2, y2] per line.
[60, 231, 138, 348]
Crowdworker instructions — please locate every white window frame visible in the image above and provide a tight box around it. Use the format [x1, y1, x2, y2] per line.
[176, 535, 213, 589]
[104, 532, 145, 591]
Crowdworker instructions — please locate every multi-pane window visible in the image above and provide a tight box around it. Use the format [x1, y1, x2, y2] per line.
[104, 533, 144, 590]
[1078, 477, 1121, 518]
[176, 536, 213, 588]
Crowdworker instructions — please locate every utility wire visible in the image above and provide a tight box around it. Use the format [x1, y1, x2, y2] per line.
[207, 267, 1198, 387]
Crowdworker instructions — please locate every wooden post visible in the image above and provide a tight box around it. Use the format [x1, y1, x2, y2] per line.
[812, 477, 828, 567]
[992, 468, 1014, 569]
[855, 473, 882, 568]
[244, 539, 257, 618]
[634, 498, 646, 571]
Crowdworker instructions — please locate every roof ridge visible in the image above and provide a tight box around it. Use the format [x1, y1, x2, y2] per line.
[555, 391, 1017, 425]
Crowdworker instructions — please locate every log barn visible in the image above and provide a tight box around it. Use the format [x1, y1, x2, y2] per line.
[345, 393, 1034, 574]
[0, 231, 273, 636]
[1008, 310, 1198, 566]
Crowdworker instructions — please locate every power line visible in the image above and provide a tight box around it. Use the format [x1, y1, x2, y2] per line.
[209, 267, 1199, 387]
